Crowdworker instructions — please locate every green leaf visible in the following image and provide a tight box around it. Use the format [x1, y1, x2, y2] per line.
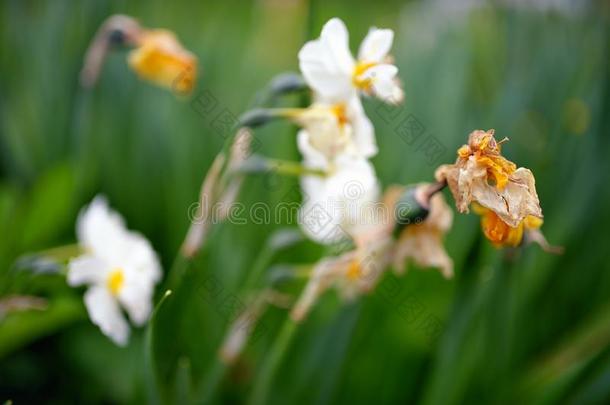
[145, 289, 174, 405]
[0, 295, 84, 359]
[20, 164, 76, 249]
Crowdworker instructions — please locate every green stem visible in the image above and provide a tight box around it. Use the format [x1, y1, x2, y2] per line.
[246, 0, 316, 383]
[165, 254, 191, 292]
[249, 319, 298, 405]
[203, 2, 317, 402]
[266, 158, 327, 177]
[196, 234, 282, 403]
[198, 359, 227, 404]
[144, 290, 173, 405]
[242, 244, 275, 291]
[238, 155, 327, 178]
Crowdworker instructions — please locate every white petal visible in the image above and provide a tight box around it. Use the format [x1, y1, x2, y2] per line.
[294, 104, 349, 161]
[76, 196, 163, 282]
[298, 154, 380, 244]
[299, 18, 355, 102]
[84, 286, 129, 346]
[295, 98, 377, 162]
[390, 84, 405, 104]
[299, 41, 353, 102]
[76, 196, 128, 260]
[361, 64, 401, 103]
[297, 130, 332, 170]
[347, 97, 377, 158]
[320, 18, 354, 73]
[358, 28, 394, 62]
[67, 255, 108, 287]
[120, 233, 163, 283]
[298, 196, 346, 244]
[118, 269, 155, 326]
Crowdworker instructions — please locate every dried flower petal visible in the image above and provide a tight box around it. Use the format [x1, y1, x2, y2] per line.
[474, 204, 562, 253]
[392, 186, 453, 278]
[436, 129, 542, 227]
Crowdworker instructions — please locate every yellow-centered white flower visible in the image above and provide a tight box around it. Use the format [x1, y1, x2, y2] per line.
[289, 95, 376, 161]
[298, 148, 380, 244]
[299, 17, 403, 104]
[67, 197, 162, 346]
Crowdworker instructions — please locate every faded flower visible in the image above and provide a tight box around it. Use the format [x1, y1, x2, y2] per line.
[128, 29, 197, 94]
[435, 129, 542, 227]
[389, 185, 454, 278]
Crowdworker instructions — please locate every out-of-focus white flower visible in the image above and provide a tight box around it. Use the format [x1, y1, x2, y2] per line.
[298, 150, 380, 245]
[299, 17, 403, 104]
[288, 95, 376, 161]
[67, 196, 162, 346]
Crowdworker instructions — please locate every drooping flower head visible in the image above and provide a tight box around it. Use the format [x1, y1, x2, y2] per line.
[299, 18, 403, 104]
[80, 15, 197, 94]
[291, 232, 392, 322]
[67, 197, 162, 346]
[436, 129, 542, 228]
[128, 29, 197, 94]
[436, 129, 561, 252]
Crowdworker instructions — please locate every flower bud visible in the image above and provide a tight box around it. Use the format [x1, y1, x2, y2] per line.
[392, 186, 430, 237]
[237, 108, 278, 128]
[267, 72, 307, 96]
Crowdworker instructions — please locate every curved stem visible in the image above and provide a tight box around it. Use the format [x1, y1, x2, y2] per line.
[195, 234, 282, 403]
[248, 319, 298, 405]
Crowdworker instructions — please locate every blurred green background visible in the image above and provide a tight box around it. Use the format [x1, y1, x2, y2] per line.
[1, 0, 610, 403]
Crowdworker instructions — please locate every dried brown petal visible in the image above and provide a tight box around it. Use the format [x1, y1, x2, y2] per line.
[472, 168, 542, 227]
[436, 156, 542, 228]
[393, 191, 454, 278]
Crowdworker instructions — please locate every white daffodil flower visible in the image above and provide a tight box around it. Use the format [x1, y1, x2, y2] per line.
[299, 17, 403, 104]
[67, 196, 162, 346]
[290, 95, 376, 160]
[298, 150, 380, 244]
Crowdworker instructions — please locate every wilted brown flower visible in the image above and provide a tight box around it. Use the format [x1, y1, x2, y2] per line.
[290, 236, 392, 322]
[389, 184, 454, 279]
[435, 129, 542, 228]
[290, 183, 455, 322]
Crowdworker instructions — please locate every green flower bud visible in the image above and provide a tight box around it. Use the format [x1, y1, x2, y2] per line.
[393, 186, 430, 237]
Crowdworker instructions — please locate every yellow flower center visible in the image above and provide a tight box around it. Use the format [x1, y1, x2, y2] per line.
[458, 131, 516, 190]
[107, 268, 125, 296]
[346, 260, 361, 281]
[330, 103, 348, 128]
[352, 61, 378, 90]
